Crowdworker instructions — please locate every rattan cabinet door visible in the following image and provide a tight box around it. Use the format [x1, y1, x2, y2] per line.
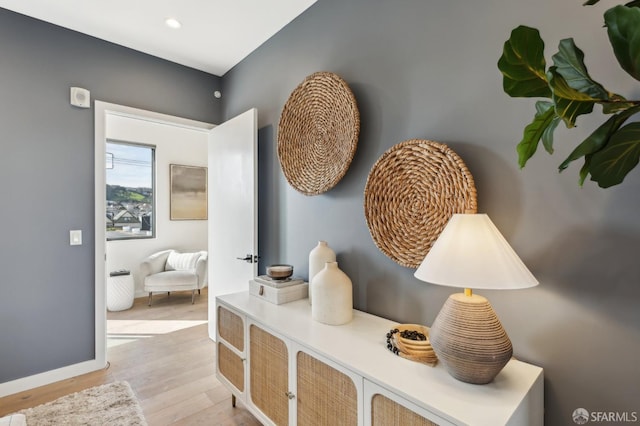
[249, 323, 290, 426]
[218, 305, 245, 352]
[216, 305, 247, 401]
[371, 394, 437, 426]
[218, 342, 245, 393]
[295, 347, 362, 425]
[364, 380, 455, 426]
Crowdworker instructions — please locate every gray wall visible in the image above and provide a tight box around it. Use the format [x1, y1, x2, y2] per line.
[2, 1, 639, 424]
[225, 0, 640, 424]
[0, 8, 222, 382]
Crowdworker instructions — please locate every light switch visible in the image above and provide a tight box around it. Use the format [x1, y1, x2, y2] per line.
[70, 230, 82, 246]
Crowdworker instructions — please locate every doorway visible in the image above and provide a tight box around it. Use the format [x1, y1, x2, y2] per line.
[95, 103, 258, 363]
[95, 102, 215, 364]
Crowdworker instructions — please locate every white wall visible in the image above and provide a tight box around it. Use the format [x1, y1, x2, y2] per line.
[105, 114, 209, 297]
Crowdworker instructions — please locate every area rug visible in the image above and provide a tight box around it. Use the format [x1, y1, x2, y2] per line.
[17, 381, 147, 426]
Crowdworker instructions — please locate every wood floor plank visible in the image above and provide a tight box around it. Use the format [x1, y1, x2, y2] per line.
[146, 392, 213, 426]
[139, 376, 219, 413]
[0, 288, 261, 425]
[175, 399, 261, 426]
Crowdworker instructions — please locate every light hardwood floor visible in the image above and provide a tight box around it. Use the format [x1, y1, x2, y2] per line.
[0, 288, 262, 425]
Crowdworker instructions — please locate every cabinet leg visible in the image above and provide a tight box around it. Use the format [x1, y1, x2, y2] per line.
[231, 394, 236, 408]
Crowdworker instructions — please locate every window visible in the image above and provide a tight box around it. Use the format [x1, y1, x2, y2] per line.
[106, 141, 155, 240]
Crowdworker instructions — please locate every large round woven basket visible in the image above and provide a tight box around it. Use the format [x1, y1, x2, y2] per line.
[278, 71, 360, 195]
[364, 139, 477, 268]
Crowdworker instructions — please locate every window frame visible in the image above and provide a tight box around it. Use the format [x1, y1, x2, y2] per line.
[106, 139, 156, 241]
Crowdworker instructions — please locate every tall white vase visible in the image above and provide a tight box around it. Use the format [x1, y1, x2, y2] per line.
[308, 241, 336, 304]
[311, 261, 353, 325]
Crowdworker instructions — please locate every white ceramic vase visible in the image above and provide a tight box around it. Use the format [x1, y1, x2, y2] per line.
[311, 261, 353, 325]
[308, 240, 336, 304]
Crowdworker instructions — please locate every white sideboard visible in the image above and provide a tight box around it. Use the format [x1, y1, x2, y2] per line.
[215, 291, 543, 426]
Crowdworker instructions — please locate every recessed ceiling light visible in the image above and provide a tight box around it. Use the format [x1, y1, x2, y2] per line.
[165, 18, 182, 29]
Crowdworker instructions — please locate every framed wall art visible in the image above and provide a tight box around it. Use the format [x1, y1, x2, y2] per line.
[170, 164, 208, 220]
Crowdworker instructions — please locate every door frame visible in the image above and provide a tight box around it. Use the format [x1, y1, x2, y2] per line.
[94, 101, 215, 365]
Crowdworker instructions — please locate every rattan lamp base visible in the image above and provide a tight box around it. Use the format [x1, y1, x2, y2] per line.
[429, 293, 513, 385]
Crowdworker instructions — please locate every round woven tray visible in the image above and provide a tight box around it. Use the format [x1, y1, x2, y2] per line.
[278, 72, 360, 195]
[364, 139, 477, 268]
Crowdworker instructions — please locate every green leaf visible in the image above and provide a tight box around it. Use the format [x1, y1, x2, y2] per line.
[548, 67, 599, 128]
[578, 156, 591, 186]
[498, 26, 552, 98]
[541, 108, 561, 154]
[517, 101, 558, 168]
[551, 38, 633, 116]
[559, 105, 640, 171]
[583, 0, 600, 5]
[602, 94, 635, 114]
[590, 122, 640, 187]
[552, 38, 611, 100]
[605, 5, 640, 81]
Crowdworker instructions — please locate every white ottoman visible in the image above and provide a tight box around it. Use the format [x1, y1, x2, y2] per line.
[107, 272, 134, 311]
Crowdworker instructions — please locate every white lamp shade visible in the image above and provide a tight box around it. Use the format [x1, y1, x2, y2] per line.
[414, 213, 538, 290]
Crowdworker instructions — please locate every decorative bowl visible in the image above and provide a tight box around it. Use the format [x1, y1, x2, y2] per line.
[396, 324, 431, 347]
[388, 323, 438, 366]
[266, 264, 294, 280]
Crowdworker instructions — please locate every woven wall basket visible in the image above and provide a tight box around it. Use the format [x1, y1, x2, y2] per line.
[278, 71, 360, 195]
[364, 139, 477, 268]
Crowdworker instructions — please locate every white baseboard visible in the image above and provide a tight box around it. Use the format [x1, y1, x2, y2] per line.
[0, 359, 106, 398]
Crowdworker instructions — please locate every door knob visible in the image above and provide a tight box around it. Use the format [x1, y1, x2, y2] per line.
[236, 254, 260, 263]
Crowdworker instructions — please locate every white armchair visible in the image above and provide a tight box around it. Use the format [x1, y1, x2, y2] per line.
[140, 249, 208, 306]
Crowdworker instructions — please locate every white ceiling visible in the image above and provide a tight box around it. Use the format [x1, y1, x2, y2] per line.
[0, 0, 317, 76]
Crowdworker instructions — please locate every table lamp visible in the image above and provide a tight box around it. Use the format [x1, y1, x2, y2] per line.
[414, 213, 538, 384]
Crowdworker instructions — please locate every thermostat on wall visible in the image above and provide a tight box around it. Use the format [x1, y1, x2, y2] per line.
[70, 87, 90, 108]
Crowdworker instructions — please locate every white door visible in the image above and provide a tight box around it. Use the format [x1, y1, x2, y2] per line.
[208, 108, 258, 339]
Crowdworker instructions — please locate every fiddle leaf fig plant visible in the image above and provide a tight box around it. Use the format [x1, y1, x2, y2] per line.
[498, 2, 640, 187]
